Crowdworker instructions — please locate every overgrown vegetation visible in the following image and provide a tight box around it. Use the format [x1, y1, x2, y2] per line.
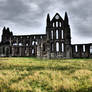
[0, 58, 92, 92]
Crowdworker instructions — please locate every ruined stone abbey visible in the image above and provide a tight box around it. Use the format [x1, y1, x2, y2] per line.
[0, 12, 92, 59]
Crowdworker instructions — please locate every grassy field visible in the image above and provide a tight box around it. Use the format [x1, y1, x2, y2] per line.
[0, 58, 92, 92]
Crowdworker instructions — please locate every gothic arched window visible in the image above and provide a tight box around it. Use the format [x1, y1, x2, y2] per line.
[13, 43, 17, 46]
[35, 41, 38, 45]
[53, 23, 55, 27]
[32, 41, 35, 45]
[62, 43, 64, 52]
[56, 30, 58, 39]
[55, 15, 59, 19]
[83, 45, 86, 52]
[34, 36, 35, 39]
[56, 42, 59, 52]
[90, 45, 92, 54]
[19, 43, 22, 46]
[32, 49, 34, 54]
[61, 30, 64, 39]
[51, 30, 53, 39]
[75, 45, 78, 52]
[60, 22, 62, 27]
[40, 36, 42, 39]
[26, 43, 28, 46]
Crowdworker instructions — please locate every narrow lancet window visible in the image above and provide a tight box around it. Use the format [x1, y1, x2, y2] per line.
[32, 49, 34, 54]
[56, 42, 59, 52]
[62, 30, 64, 39]
[90, 46, 92, 54]
[83, 45, 86, 52]
[19, 43, 22, 46]
[51, 30, 53, 39]
[32, 41, 35, 45]
[56, 30, 58, 39]
[75, 45, 78, 52]
[62, 43, 64, 52]
[56, 22, 58, 27]
[60, 22, 61, 27]
[53, 23, 55, 27]
[35, 42, 37, 45]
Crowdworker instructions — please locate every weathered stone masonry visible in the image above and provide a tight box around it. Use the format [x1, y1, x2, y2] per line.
[0, 12, 92, 59]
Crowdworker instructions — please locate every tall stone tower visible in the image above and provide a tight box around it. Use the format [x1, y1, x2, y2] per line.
[46, 12, 72, 58]
[1, 27, 13, 45]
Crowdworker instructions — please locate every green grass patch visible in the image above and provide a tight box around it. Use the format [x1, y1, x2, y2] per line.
[0, 58, 92, 92]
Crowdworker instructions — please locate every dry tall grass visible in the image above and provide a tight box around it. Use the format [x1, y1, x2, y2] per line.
[0, 58, 92, 92]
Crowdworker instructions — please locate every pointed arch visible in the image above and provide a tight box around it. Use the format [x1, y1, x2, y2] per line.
[51, 30, 53, 39]
[75, 45, 78, 52]
[90, 45, 92, 54]
[83, 45, 86, 52]
[61, 30, 64, 39]
[56, 42, 59, 52]
[60, 22, 62, 27]
[56, 30, 58, 39]
[62, 43, 64, 52]
[53, 23, 55, 27]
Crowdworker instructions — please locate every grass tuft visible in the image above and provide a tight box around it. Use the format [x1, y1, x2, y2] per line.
[0, 58, 92, 92]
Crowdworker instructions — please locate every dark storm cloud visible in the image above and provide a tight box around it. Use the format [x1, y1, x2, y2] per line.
[0, 0, 92, 43]
[0, 0, 33, 26]
[59, 0, 92, 40]
[0, 0, 59, 27]
[1, 0, 54, 27]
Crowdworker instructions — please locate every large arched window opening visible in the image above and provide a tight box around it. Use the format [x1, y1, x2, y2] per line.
[61, 30, 64, 39]
[19, 43, 23, 46]
[13, 43, 17, 46]
[35, 41, 38, 45]
[56, 30, 58, 39]
[75, 45, 78, 52]
[62, 43, 64, 52]
[56, 42, 59, 52]
[32, 49, 35, 54]
[32, 41, 35, 45]
[90, 45, 92, 54]
[60, 22, 61, 27]
[26, 43, 28, 46]
[55, 15, 59, 19]
[53, 23, 55, 27]
[51, 30, 53, 39]
[83, 45, 86, 52]
[40, 36, 42, 39]
[34, 36, 36, 39]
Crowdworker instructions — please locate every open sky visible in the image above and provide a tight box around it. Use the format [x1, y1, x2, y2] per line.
[0, 0, 92, 44]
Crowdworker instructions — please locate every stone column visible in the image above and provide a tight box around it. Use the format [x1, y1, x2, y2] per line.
[37, 44, 41, 58]
[19, 47, 22, 56]
[46, 41, 50, 59]
[12, 46, 14, 56]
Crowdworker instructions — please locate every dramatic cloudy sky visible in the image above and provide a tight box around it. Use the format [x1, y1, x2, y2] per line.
[0, 0, 92, 44]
